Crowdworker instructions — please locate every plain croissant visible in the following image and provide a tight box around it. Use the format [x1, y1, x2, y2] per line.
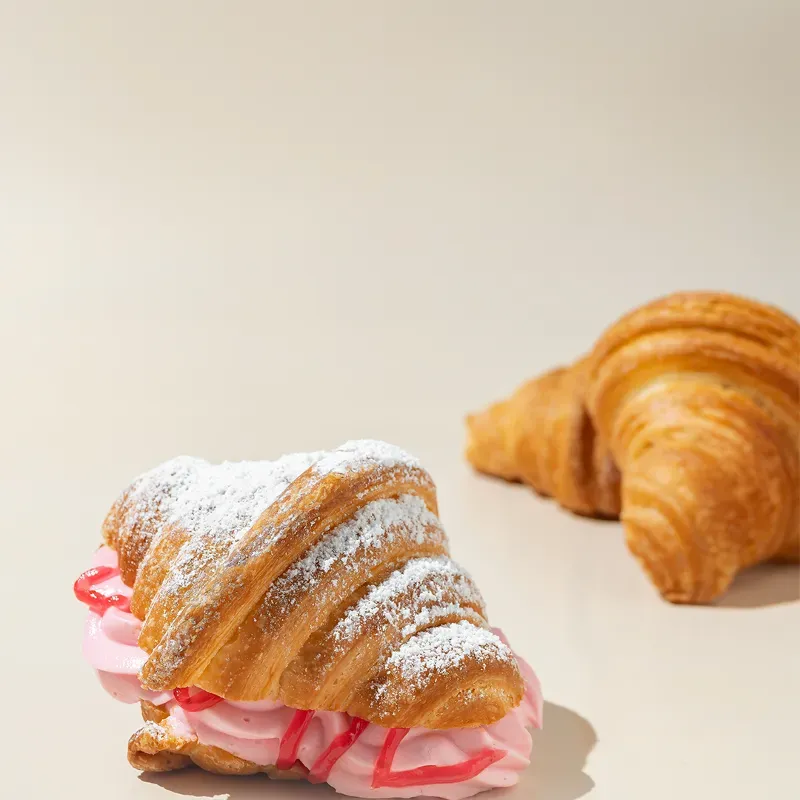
[466, 292, 800, 604]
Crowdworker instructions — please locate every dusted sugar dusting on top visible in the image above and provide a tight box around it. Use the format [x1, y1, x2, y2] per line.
[164, 452, 324, 538]
[380, 622, 515, 695]
[124, 441, 420, 551]
[122, 455, 204, 535]
[269, 495, 443, 604]
[125, 452, 324, 592]
[122, 452, 324, 542]
[315, 439, 421, 477]
[333, 557, 487, 644]
[141, 453, 326, 606]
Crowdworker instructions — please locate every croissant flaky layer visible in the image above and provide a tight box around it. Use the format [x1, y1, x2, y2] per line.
[102, 440, 524, 728]
[467, 292, 800, 604]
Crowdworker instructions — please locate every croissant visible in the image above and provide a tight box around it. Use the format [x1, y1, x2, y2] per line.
[466, 292, 800, 604]
[76, 440, 542, 799]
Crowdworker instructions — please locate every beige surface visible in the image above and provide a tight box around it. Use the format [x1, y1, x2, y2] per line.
[1, 2, 798, 799]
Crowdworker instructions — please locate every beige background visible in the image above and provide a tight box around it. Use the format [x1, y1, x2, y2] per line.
[1, 2, 798, 799]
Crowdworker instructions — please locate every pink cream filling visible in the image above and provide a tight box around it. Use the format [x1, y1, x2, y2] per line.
[80, 547, 542, 800]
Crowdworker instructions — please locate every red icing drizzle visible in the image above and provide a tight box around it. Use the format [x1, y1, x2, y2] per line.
[372, 727, 507, 789]
[73, 566, 131, 614]
[173, 687, 224, 712]
[276, 709, 316, 770]
[308, 716, 369, 784]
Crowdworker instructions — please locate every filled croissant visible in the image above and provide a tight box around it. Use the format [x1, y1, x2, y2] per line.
[466, 292, 800, 604]
[76, 440, 542, 799]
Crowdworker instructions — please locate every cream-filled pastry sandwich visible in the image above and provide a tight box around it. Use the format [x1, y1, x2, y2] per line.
[76, 440, 542, 799]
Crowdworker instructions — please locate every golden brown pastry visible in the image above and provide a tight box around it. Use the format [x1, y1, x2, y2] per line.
[466, 358, 621, 518]
[466, 292, 800, 604]
[76, 440, 543, 798]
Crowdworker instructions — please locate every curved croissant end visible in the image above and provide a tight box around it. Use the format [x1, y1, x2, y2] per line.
[103, 441, 524, 727]
[584, 291, 800, 603]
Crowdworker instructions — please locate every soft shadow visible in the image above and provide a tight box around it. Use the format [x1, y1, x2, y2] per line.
[140, 770, 337, 799]
[715, 563, 800, 609]
[521, 702, 596, 800]
[140, 702, 596, 800]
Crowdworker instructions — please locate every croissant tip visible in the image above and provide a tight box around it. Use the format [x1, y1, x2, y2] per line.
[624, 517, 736, 605]
[464, 405, 518, 482]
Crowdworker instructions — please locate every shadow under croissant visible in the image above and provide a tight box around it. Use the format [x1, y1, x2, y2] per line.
[713, 562, 800, 609]
[140, 769, 338, 798]
[521, 702, 596, 800]
[139, 701, 597, 800]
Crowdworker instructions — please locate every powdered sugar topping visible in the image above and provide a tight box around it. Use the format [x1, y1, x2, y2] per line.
[122, 452, 324, 543]
[142, 452, 324, 602]
[268, 495, 443, 607]
[333, 557, 486, 644]
[379, 622, 515, 696]
[119, 442, 424, 577]
[314, 440, 420, 477]
[164, 452, 324, 538]
[122, 456, 204, 536]
[123, 452, 324, 600]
